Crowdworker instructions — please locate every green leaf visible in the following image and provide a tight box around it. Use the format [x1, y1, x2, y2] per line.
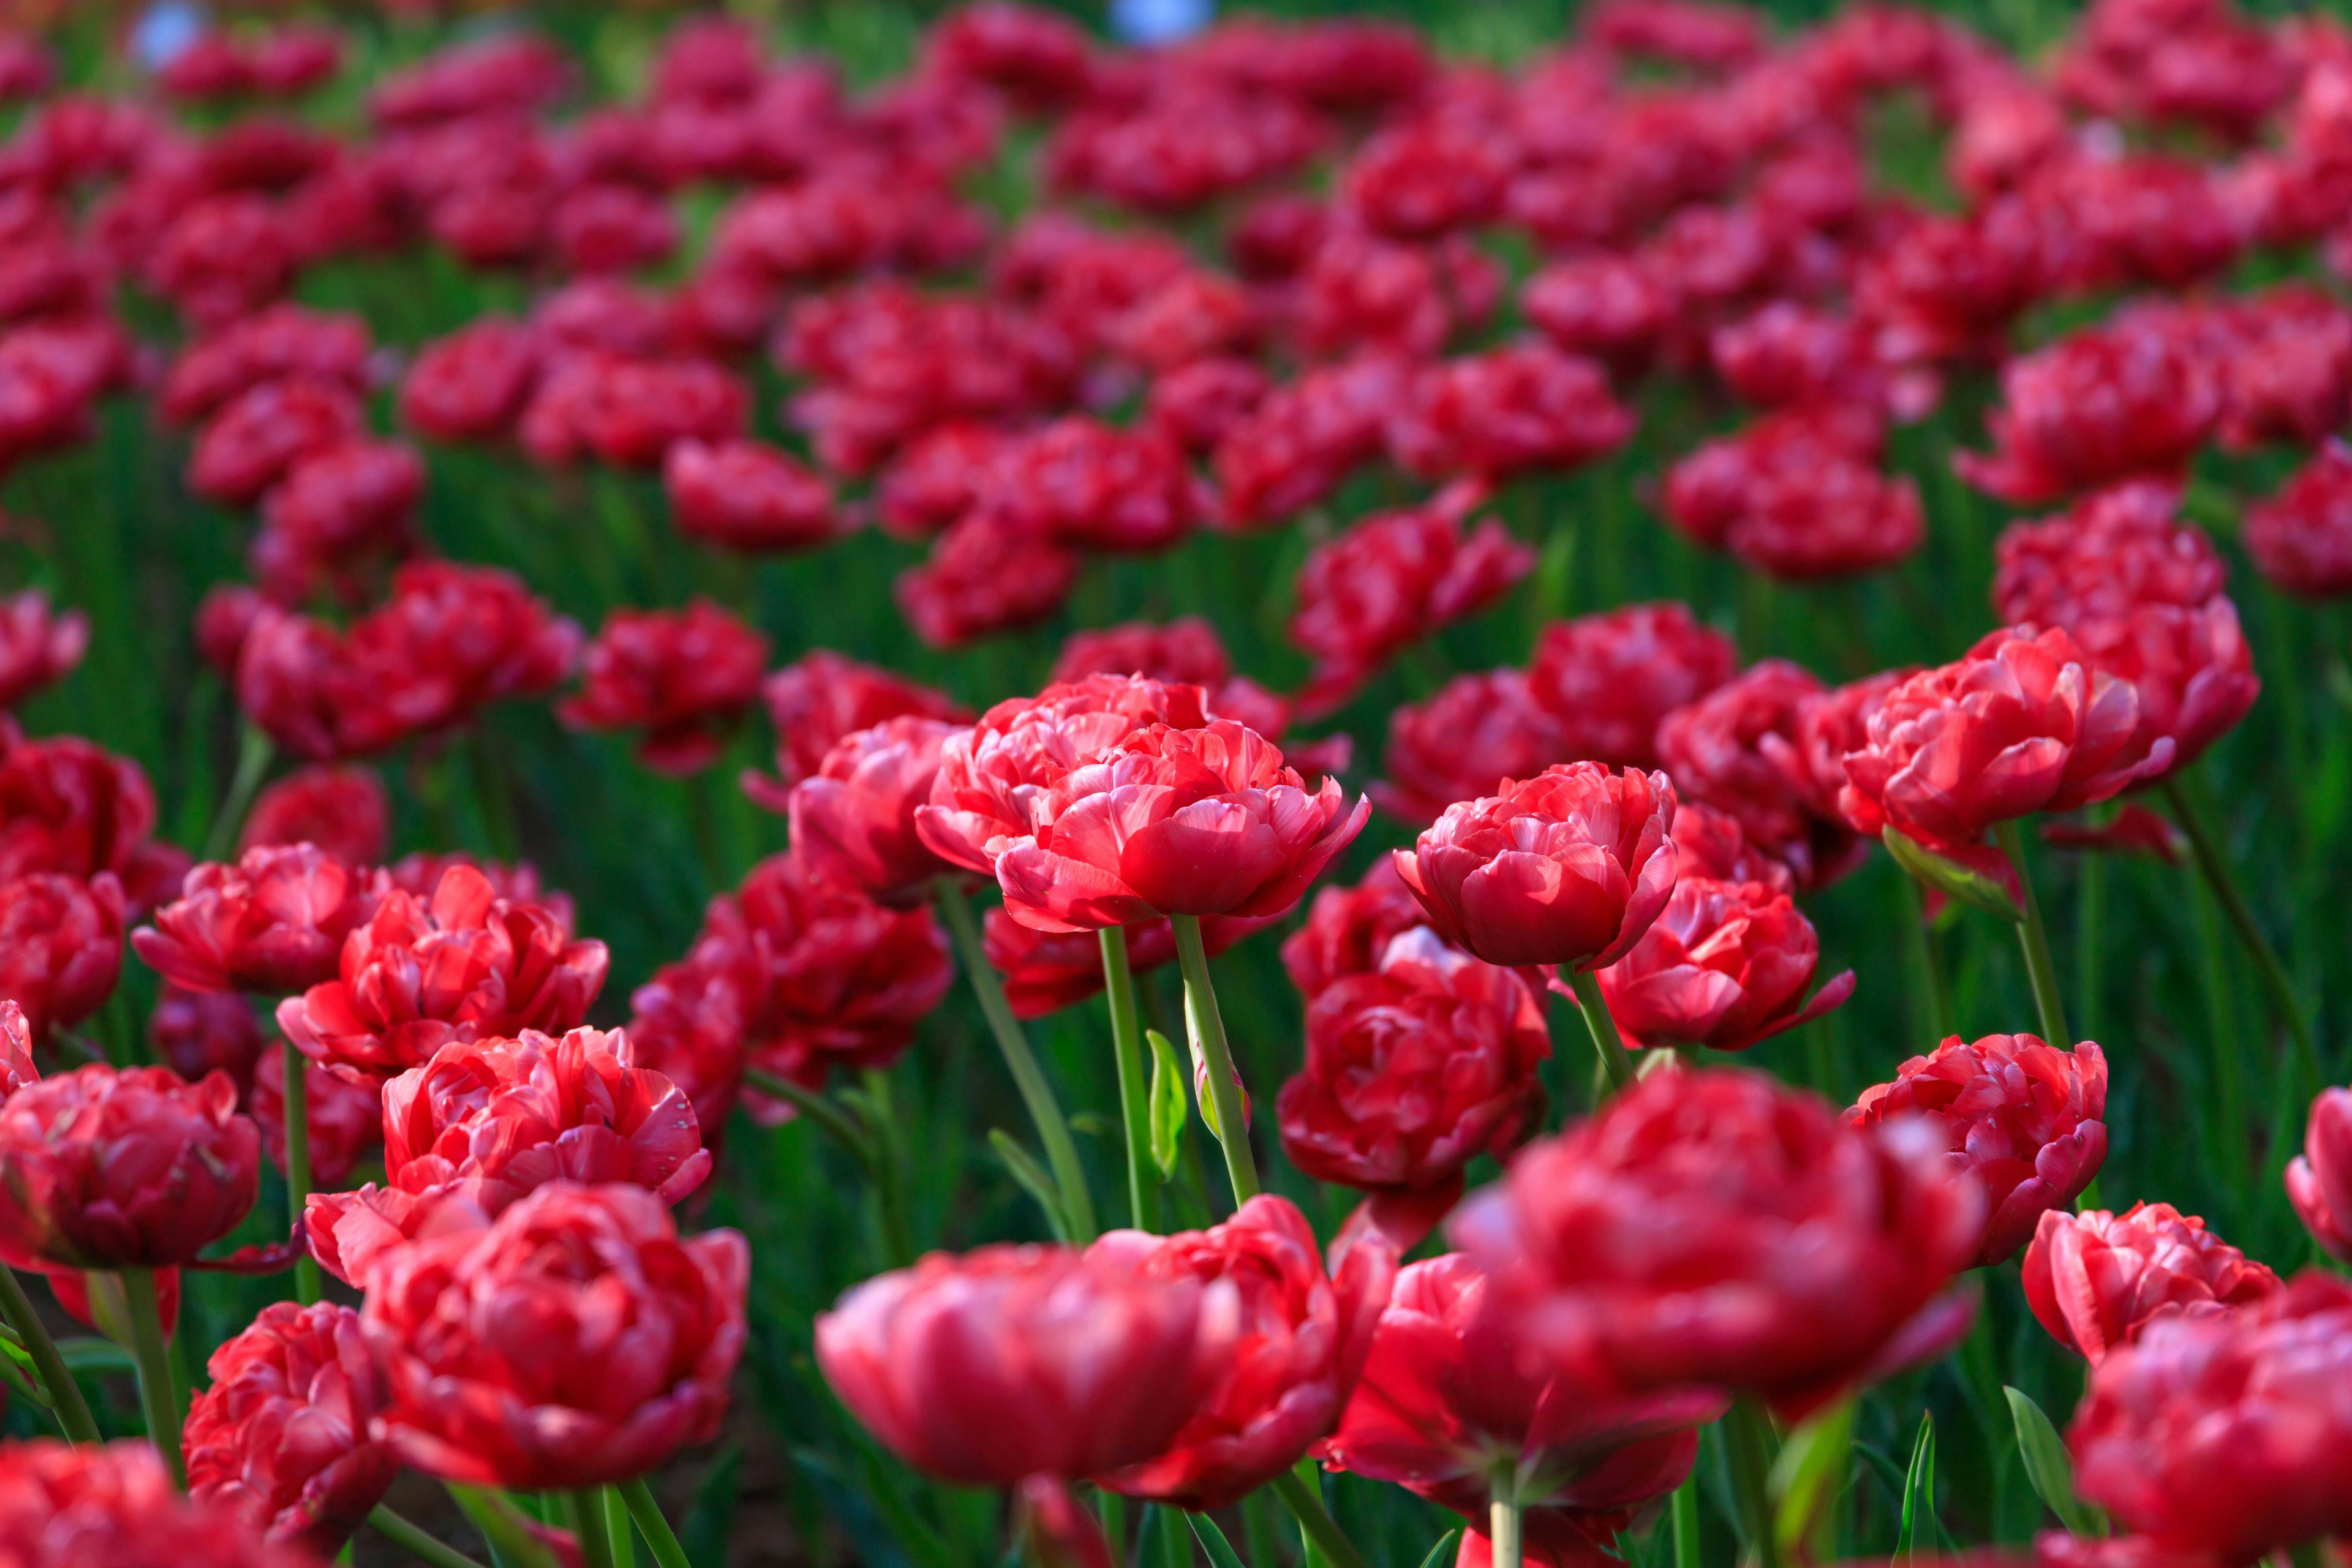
[989, 1129, 1071, 1242]
[1883, 828, 2022, 922]
[1894, 1413, 1942, 1562]
[786, 1447, 919, 1568]
[1770, 1396, 1855, 1563]
[2007, 1387, 2108, 1537]
[1145, 1028, 1186, 1179]
[445, 1483, 567, 1568]
[55, 1338, 135, 1376]
[678, 1443, 742, 1568]
[1416, 1531, 1463, 1568]
[1188, 1512, 1250, 1568]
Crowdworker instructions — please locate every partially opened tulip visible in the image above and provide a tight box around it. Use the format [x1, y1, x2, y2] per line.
[133, 843, 378, 997]
[1596, 876, 1853, 1054]
[0, 870, 125, 1044]
[2024, 1204, 2280, 1364]
[558, 601, 769, 775]
[1849, 1033, 2106, 1265]
[779, 715, 965, 907]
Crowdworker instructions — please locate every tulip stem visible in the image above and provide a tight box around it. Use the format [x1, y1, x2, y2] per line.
[935, 880, 1098, 1241]
[570, 1489, 619, 1568]
[619, 1479, 694, 1568]
[1723, 1400, 1781, 1568]
[1564, 968, 1634, 1098]
[1170, 913, 1258, 1205]
[1994, 821, 2070, 1049]
[2160, 774, 2323, 1101]
[1099, 927, 1159, 1231]
[120, 1267, 184, 1486]
[1896, 875, 1952, 1046]
[369, 1506, 491, 1568]
[1273, 1463, 1369, 1568]
[1488, 1461, 1523, 1568]
[1671, 1476, 1700, 1568]
[200, 718, 274, 862]
[0, 1265, 98, 1443]
[281, 1037, 323, 1306]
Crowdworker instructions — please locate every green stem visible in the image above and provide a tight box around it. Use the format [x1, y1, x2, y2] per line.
[933, 881, 1097, 1240]
[570, 1489, 619, 1568]
[857, 1069, 916, 1268]
[1897, 874, 1953, 1046]
[1099, 927, 1158, 1231]
[282, 1038, 322, 1306]
[1565, 967, 1635, 1098]
[1994, 820, 2070, 1049]
[743, 1068, 912, 1265]
[1488, 1462, 1523, 1568]
[1724, 1400, 1781, 1568]
[2076, 839, 2105, 1047]
[121, 1267, 184, 1486]
[1672, 1476, 1700, 1568]
[369, 1507, 492, 1568]
[200, 719, 274, 862]
[1272, 1464, 1370, 1568]
[2162, 774, 2323, 1100]
[0, 1265, 97, 1442]
[1170, 913, 1258, 1205]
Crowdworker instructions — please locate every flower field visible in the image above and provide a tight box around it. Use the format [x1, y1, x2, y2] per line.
[1, 0, 2351, 1565]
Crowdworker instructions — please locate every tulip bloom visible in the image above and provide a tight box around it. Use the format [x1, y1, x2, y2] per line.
[1281, 859, 1446, 1000]
[251, 1044, 380, 1190]
[1992, 483, 2226, 630]
[0, 728, 188, 913]
[1453, 1067, 1982, 1417]
[2069, 1274, 2352, 1560]
[816, 1241, 1236, 1487]
[0, 1063, 258, 1268]
[1280, 927, 1549, 1202]
[366, 1182, 748, 1490]
[1658, 660, 1866, 889]
[1396, 763, 1676, 971]
[0, 999, 35, 1098]
[184, 1302, 398, 1556]
[1370, 670, 1571, 831]
[2245, 444, 2352, 598]
[134, 843, 378, 997]
[0, 869, 125, 1043]
[664, 437, 843, 553]
[238, 766, 391, 867]
[2023, 1204, 2281, 1364]
[0, 1440, 316, 1568]
[778, 717, 964, 907]
[0, 589, 86, 710]
[1838, 626, 2173, 856]
[1596, 876, 1853, 1054]
[752, 649, 965, 796]
[277, 863, 608, 1083]
[559, 601, 769, 775]
[1093, 1196, 1395, 1509]
[2073, 599, 2260, 777]
[1956, 317, 2218, 502]
[1849, 1033, 2107, 1265]
[1319, 1254, 1721, 1534]
[1525, 603, 1739, 771]
[2288, 1088, 2352, 1262]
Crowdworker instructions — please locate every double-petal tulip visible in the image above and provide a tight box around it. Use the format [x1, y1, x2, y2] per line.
[2068, 1273, 2352, 1560]
[1992, 483, 2226, 629]
[238, 767, 391, 867]
[184, 1302, 398, 1556]
[1453, 1066, 1983, 1417]
[1395, 762, 1676, 971]
[1657, 660, 1865, 889]
[365, 1182, 748, 1490]
[1092, 1195, 1395, 1509]
[277, 864, 608, 1083]
[1370, 669, 1571, 830]
[1596, 876, 1853, 1054]
[0, 589, 86, 710]
[1849, 1033, 2108, 1265]
[751, 649, 965, 796]
[0, 728, 187, 913]
[2024, 1203, 2280, 1364]
[816, 1240, 1237, 1486]
[778, 716, 964, 907]
[0, 1440, 317, 1568]
[0, 1063, 258, 1268]
[1281, 858, 1442, 999]
[134, 843, 377, 997]
[1524, 603, 1739, 772]
[2245, 444, 2352, 598]
[1838, 626, 2172, 856]
[558, 601, 769, 775]
[0, 869, 124, 1044]
[2287, 1087, 2352, 1262]
[2072, 600, 2259, 777]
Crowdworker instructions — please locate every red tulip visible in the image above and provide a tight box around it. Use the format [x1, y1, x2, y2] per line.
[1281, 858, 1450, 1000]
[382, 853, 573, 930]
[1297, 226, 1498, 360]
[399, 317, 542, 443]
[2022, 1203, 2280, 1364]
[1526, 603, 1739, 771]
[1838, 626, 2171, 856]
[1370, 669, 1572, 829]
[982, 907, 1268, 1019]
[337, 562, 582, 752]
[1289, 481, 1535, 716]
[1850, 1033, 2108, 1265]
[876, 423, 1015, 538]
[0, 727, 187, 913]
[815, 1240, 1234, 1486]
[2074, 598, 2260, 777]
[1993, 482, 2228, 630]
[1453, 1066, 1983, 1418]
[1657, 659, 1867, 889]
[1280, 925, 1549, 1198]
[776, 717, 963, 907]
[0, 1062, 258, 1268]
[0, 589, 85, 709]
[1092, 1196, 1395, 1509]
[0, 998, 33, 1098]
[664, 437, 843, 553]
[895, 510, 1080, 649]
[1386, 345, 1634, 483]
[134, 843, 378, 996]
[1522, 254, 1671, 378]
[1956, 315, 2219, 503]
[559, 601, 769, 775]
[0, 870, 124, 1043]
[365, 1182, 747, 1489]
[1597, 876, 1853, 1054]
[1051, 616, 1231, 690]
[1724, 451, 1926, 581]
[184, 1302, 397, 1556]
[0, 1439, 317, 1568]
[2288, 1087, 2352, 1263]
[162, 305, 371, 428]
[1395, 762, 1676, 971]
[750, 650, 964, 797]
[239, 766, 391, 868]
[985, 418, 1207, 555]
[1663, 403, 1885, 552]
[188, 378, 364, 507]
[1215, 356, 1401, 529]
[925, 2, 1094, 107]
[1146, 356, 1270, 456]
[1317, 1254, 1720, 1532]
[624, 954, 749, 1143]
[1670, 801, 1796, 893]
[2068, 1273, 2352, 1560]
[2245, 443, 2352, 598]
[251, 1042, 380, 1191]
[1342, 120, 1509, 239]
[277, 862, 608, 1082]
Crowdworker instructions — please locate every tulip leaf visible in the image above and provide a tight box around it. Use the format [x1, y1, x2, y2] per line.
[1883, 828, 2023, 922]
[989, 1129, 1071, 1242]
[1415, 1531, 1463, 1568]
[1894, 1412, 1950, 1561]
[2006, 1386, 2108, 1537]
[1770, 1396, 1855, 1563]
[54, 1337, 135, 1375]
[445, 1483, 568, 1568]
[0, 1341, 41, 1407]
[677, 1444, 742, 1568]
[1187, 1512, 1250, 1568]
[1145, 1028, 1186, 1180]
